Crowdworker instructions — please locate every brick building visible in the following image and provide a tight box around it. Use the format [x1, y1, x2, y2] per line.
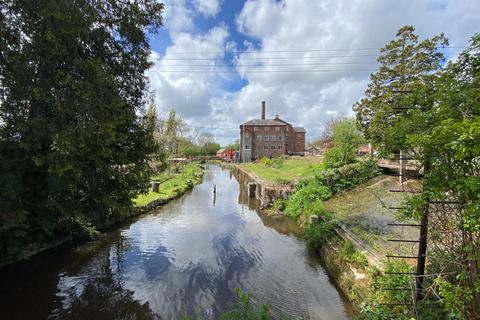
[239, 101, 306, 161]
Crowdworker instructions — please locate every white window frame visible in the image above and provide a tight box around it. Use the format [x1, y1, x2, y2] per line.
[264, 135, 269, 141]
[271, 135, 276, 141]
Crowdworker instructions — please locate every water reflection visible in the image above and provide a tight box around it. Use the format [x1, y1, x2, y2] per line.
[0, 164, 353, 320]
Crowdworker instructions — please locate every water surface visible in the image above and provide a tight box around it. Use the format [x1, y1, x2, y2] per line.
[0, 164, 353, 319]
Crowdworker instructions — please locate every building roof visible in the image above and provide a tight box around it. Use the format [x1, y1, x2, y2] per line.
[293, 127, 306, 133]
[216, 148, 226, 153]
[241, 119, 286, 126]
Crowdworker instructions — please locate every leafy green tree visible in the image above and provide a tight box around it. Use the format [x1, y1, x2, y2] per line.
[323, 118, 364, 168]
[403, 34, 480, 318]
[0, 0, 163, 261]
[353, 25, 448, 154]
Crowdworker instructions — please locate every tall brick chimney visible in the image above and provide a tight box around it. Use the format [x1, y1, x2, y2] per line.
[261, 101, 266, 120]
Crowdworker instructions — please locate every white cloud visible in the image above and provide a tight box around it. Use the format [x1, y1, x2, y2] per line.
[162, 0, 195, 34]
[229, 0, 480, 141]
[193, 0, 222, 17]
[147, 25, 230, 120]
[149, 0, 480, 145]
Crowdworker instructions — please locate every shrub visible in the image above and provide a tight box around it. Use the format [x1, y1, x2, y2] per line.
[284, 180, 332, 219]
[342, 240, 368, 268]
[259, 156, 283, 169]
[315, 159, 379, 193]
[361, 260, 414, 319]
[305, 222, 336, 250]
[273, 199, 287, 211]
[218, 288, 271, 320]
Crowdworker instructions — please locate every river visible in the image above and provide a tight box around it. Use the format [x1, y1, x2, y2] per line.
[0, 164, 354, 319]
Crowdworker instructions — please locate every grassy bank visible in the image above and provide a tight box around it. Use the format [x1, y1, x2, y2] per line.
[241, 157, 322, 184]
[133, 163, 203, 208]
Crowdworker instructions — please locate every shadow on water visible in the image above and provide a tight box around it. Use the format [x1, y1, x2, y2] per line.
[0, 164, 354, 320]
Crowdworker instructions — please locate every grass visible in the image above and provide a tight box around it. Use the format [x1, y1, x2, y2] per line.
[241, 157, 322, 184]
[133, 163, 203, 207]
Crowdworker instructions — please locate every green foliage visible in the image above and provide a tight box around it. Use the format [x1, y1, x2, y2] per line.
[313, 159, 380, 193]
[0, 0, 164, 262]
[259, 157, 284, 169]
[397, 34, 480, 318]
[218, 289, 271, 320]
[304, 222, 336, 251]
[284, 180, 332, 219]
[361, 260, 414, 320]
[342, 240, 368, 268]
[323, 118, 365, 168]
[273, 199, 287, 211]
[353, 25, 448, 153]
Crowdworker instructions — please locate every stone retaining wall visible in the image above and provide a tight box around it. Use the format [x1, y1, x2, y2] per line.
[233, 165, 294, 208]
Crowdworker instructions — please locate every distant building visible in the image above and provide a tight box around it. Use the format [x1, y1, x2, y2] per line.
[239, 101, 306, 161]
[305, 146, 321, 156]
[216, 148, 227, 158]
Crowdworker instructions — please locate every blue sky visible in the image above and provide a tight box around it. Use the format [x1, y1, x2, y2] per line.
[146, 0, 479, 146]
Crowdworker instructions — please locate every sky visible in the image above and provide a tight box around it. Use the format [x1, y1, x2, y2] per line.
[146, 0, 479, 145]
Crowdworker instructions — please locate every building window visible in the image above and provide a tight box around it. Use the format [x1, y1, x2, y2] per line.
[297, 133, 301, 138]
[254, 127, 258, 131]
[275, 126, 280, 132]
[245, 145, 250, 150]
[263, 145, 268, 150]
[270, 135, 276, 141]
[278, 145, 283, 150]
[278, 136, 283, 141]
[265, 127, 269, 131]
[245, 132, 249, 138]
[264, 135, 269, 141]
[286, 126, 289, 131]
[257, 135, 262, 141]
[271, 145, 275, 150]
[285, 135, 288, 141]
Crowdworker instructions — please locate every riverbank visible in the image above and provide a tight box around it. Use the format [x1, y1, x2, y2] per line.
[234, 157, 417, 315]
[0, 162, 204, 268]
[133, 162, 203, 211]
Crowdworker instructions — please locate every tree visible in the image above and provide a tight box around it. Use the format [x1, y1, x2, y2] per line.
[353, 25, 448, 154]
[0, 0, 163, 261]
[403, 34, 480, 318]
[323, 118, 364, 168]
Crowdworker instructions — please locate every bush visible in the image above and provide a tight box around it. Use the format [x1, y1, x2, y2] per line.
[315, 159, 379, 193]
[273, 199, 287, 211]
[284, 180, 332, 219]
[361, 260, 414, 319]
[258, 157, 283, 169]
[342, 240, 368, 268]
[305, 222, 336, 250]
